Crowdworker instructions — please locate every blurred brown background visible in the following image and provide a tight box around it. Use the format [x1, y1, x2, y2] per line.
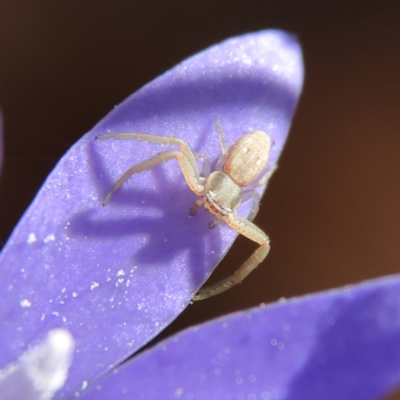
[1, 1, 400, 396]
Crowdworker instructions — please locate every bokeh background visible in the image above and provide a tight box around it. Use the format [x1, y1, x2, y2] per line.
[1, 1, 400, 397]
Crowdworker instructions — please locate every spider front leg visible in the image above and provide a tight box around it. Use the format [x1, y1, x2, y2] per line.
[101, 151, 181, 205]
[96, 133, 206, 204]
[193, 214, 270, 300]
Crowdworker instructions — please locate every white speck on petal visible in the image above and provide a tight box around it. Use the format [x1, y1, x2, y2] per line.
[81, 380, 88, 390]
[44, 234, 56, 243]
[20, 299, 32, 308]
[0, 329, 74, 400]
[116, 270, 125, 276]
[27, 233, 37, 244]
[90, 282, 99, 290]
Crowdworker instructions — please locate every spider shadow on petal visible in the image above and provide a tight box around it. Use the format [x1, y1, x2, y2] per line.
[69, 122, 225, 291]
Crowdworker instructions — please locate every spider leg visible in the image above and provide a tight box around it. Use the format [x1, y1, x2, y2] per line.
[208, 217, 223, 229]
[193, 214, 270, 300]
[97, 133, 207, 204]
[102, 151, 170, 205]
[241, 190, 261, 221]
[102, 149, 206, 205]
[255, 165, 277, 187]
[237, 165, 277, 221]
[194, 152, 211, 178]
[214, 118, 228, 153]
[96, 132, 201, 186]
[214, 119, 228, 171]
[190, 197, 206, 216]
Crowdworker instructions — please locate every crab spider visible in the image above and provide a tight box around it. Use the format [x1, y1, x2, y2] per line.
[96, 120, 275, 300]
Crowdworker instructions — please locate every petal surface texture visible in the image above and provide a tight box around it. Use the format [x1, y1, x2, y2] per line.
[0, 30, 303, 398]
[83, 276, 400, 400]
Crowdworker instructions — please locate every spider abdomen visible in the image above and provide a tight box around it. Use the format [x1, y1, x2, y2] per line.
[224, 130, 271, 186]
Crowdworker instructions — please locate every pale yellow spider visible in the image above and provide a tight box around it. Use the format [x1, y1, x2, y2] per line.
[96, 120, 275, 300]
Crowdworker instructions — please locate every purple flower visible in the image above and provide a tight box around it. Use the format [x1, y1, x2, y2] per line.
[82, 276, 400, 400]
[1, 29, 399, 400]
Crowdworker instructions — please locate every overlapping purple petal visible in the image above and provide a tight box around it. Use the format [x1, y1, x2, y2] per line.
[83, 275, 400, 400]
[0, 30, 303, 398]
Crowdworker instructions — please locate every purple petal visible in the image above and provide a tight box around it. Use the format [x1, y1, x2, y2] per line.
[0, 29, 303, 398]
[0, 329, 74, 400]
[82, 275, 400, 400]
